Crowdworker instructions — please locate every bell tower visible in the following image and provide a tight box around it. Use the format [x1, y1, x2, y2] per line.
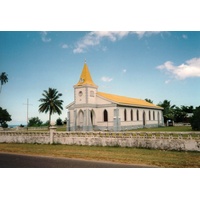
[70, 61, 98, 131]
[74, 61, 98, 105]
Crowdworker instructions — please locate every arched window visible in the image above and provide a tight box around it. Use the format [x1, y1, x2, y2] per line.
[153, 111, 155, 120]
[124, 109, 127, 121]
[103, 110, 108, 122]
[137, 110, 139, 121]
[131, 109, 133, 121]
[143, 111, 146, 126]
[149, 111, 151, 120]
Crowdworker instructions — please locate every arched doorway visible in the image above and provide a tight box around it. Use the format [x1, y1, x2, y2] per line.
[77, 110, 84, 130]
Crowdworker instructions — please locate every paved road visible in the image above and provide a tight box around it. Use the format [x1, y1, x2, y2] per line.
[0, 153, 154, 168]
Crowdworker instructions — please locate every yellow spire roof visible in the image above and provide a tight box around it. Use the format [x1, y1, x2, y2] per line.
[97, 92, 163, 109]
[76, 62, 97, 87]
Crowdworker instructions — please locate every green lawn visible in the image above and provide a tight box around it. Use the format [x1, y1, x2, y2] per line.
[56, 125, 194, 132]
[0, 143, 200, 167]
[12, 125, 194, 132]
[129, 126, 193, 132]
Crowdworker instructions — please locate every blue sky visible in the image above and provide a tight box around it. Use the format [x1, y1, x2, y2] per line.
[0, 0, 200, 195]
[1, 31, 200, 125]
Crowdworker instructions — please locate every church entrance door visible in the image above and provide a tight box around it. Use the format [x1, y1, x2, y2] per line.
[77, 110, 84, 131]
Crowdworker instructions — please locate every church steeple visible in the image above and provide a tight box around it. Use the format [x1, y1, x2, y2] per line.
[75, 62, 97, 87]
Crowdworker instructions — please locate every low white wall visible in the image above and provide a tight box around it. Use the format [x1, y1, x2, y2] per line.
[0, 132, 50, 144]
[0, 130, 200, 152]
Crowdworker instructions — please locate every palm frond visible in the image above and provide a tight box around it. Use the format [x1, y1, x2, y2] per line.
[38, 87, 64, 124]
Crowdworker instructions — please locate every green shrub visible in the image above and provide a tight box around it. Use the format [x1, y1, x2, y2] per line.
[190, 106, 200, 130]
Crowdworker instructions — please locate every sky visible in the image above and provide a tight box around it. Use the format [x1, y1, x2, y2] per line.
[1, 0, 200, 197]
[1, 31, 200, 125]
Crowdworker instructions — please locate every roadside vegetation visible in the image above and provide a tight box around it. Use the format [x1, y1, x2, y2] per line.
[0, 143, 199, 167]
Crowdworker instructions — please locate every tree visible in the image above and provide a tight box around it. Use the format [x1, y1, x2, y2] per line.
[43, 120, 50, 126]
[56, 118, 63, 126]
[190, 106, 200, 130]
[0, 72, 8, 93]
[157, 100, 175, 123]
[145, 98, 153, 103]
[28, 117, 43, 127]
[63, 119, 67, 125]
[180, 105, 194, 113]
[38, 88, 63, 127]
[173, 105, 195, 123]
[0, 107, 12, 128]
[173, 106, 186, 123]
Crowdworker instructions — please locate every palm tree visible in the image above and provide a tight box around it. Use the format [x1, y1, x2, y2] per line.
[38, 88, 63, 127]
[157, 100, 175, 123]
[0, 72, 8, 93]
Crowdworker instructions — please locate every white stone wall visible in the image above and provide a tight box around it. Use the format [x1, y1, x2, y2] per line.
[0, 132, 50, 144]
[118, 107, 163, 129]
[1, 131, 200, 152]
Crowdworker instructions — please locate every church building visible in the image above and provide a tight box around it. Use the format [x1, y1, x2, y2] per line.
[66, 62, 164, 131]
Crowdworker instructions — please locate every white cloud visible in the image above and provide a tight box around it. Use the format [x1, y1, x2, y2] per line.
[101, 76, 113, 82]
[40, 31, 51, 42]
[73, 31, 161, 53]
[157, 57, 200, 81]
[62, 44, 68, 49]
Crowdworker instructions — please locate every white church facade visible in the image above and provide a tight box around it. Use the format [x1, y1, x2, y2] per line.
[66, 62, 164, 131]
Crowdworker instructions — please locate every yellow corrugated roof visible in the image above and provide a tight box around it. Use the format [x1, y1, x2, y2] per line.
[97, 92, 163, 109]
[75, 63, 97, 87]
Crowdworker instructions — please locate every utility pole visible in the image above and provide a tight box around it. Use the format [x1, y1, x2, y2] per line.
[23, 98, 32, 131]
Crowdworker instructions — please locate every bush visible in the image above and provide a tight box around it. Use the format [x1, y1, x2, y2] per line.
[1, 122, 8, 128]
[190, 106, 200, 130]
[56, 118, 63, 126]
[28, 117, 43, 127]
[0, 107, 11, 127]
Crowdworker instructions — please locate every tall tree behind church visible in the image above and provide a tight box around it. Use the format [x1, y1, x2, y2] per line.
[38, 88, 63, 127]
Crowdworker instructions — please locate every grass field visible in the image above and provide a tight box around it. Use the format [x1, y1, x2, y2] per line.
[0, 143, 199, 167]
[55, 125, 194, 132]
[9, 125, 195, 132]
[133, 126, 193, 132]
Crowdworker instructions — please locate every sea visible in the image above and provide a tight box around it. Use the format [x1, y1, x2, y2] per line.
[8, 125, 26, 128]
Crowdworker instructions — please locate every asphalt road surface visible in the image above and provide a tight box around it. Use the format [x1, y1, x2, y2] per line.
[0, 153, 154, 168]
